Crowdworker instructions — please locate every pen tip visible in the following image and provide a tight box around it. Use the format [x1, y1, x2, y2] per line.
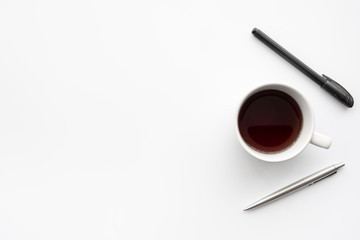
[243, 204, 257, 211]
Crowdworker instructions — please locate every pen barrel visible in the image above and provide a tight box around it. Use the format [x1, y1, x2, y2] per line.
[245, 165, 341, 210]
[252, 28, 325, 86]
[280, 166, 337, 191]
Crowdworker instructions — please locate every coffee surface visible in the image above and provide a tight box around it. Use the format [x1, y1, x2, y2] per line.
[238, 89, 302, 153]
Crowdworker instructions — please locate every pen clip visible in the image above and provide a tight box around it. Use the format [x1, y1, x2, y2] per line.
[311, 171, 337, 185]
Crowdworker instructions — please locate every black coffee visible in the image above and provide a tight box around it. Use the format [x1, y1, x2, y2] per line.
[238, 89, 302, 153]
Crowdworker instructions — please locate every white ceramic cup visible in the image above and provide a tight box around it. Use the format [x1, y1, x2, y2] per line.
[235, 83, 331, 162]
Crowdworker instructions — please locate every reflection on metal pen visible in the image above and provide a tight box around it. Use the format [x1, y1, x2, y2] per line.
[244, 162, 345, 211]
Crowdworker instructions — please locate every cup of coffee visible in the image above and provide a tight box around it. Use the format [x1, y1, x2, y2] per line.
[235, 83, 331, 162]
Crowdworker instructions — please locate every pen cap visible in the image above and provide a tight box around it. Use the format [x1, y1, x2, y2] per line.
[321, 75, 354, 108]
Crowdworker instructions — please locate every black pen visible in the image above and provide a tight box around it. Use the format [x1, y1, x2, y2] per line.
[252, 28, 354, 108]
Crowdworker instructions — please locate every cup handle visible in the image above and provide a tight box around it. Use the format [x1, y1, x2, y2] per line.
[310, 131, 332, 149]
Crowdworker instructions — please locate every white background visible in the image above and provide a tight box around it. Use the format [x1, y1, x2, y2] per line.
[1, 0, 359, 239]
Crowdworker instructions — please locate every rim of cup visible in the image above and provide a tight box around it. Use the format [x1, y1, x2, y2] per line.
[235, 83, 315, 162]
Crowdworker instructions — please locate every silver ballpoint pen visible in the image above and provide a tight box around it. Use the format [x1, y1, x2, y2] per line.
[244, 162, 345, 211]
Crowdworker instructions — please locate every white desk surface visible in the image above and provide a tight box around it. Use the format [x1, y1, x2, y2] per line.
[1, 0, 359, 239]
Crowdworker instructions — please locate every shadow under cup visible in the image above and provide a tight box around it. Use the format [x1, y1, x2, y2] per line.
[236, 84, 315, 162]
